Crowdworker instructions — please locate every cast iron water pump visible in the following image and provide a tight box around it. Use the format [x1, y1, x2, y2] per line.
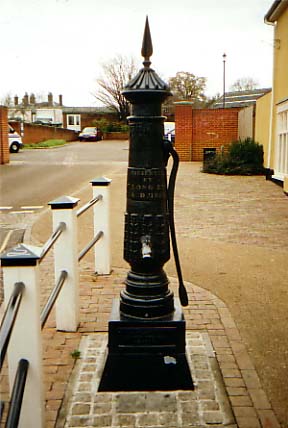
[99, 17, 192, 391]
[120, 17, 188, 319]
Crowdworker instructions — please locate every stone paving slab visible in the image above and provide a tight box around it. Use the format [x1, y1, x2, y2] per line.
[59, 332, 236, 428]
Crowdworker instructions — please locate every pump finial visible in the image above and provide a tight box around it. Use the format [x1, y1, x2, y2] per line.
[141, 16, 153, 68]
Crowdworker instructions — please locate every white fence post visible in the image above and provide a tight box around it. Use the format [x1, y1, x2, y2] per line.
[1, 244, 45, 428]
[48, 196, 80, 332]
[91, 177, 111, 275]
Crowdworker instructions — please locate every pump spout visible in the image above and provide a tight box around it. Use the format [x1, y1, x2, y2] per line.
[141, 235, 152, 259]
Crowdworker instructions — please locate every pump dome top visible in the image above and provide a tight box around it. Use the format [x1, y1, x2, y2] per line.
[122, 16, 171, 95]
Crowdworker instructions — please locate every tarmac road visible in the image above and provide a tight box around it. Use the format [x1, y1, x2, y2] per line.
[0, 140, 129, 252]
[0, 140, 128, 209]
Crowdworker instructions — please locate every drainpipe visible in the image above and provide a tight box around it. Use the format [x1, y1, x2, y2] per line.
[264, 16, 276, 171]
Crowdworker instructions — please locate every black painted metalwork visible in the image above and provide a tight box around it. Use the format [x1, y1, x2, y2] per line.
[99, 17, 193, 392]
[48, 195, 79, 210]
[5, 359, 29, 428]
[0, 282, 25, 369]
[90, 177, 112, 187]
[0, 244, 39, 267]
[166, 142, 188, 306]
[78, 230, 103, 262]
[0, 401, 4, 422]
[40, 270, 68, 329]
[39, 221, 66, 263]
[120, 16, 186, 319]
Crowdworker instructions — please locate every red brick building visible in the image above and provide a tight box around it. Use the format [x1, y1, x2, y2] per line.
[0, 106, 9, 164]
[63, 107, 117, 132]
[175, 102, 240, 161]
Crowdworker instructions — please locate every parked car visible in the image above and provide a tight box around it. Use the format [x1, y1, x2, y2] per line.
[9, 126, 23, 153]
[164, 122, 175, 144]
[33, 119, 62, 127]
[78, 127, 103, 142]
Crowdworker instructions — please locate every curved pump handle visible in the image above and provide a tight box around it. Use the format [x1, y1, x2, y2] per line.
[164, 139, 189, 307]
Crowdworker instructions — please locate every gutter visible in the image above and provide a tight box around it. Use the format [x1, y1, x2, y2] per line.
[265, 0, 288, 24]
[264, 5, 276, 169]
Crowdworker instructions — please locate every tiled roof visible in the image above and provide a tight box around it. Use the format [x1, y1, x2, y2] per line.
[211, 88, 271, 109]
[10, 102, 61, 108]
[62, 106, 115, 114]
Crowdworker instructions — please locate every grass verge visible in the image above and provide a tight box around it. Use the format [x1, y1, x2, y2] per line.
[24, 139, 68, 149]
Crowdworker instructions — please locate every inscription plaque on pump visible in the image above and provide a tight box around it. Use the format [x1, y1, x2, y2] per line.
[128, 168, 165, 200]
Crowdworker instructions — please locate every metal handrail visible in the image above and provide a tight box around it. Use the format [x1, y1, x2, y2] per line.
[78, 231, 103, 262]
[5, 359, 29, 428]
[0, 282, 25, 370]
[39, 222, 66, 263]
[76, 195, 102, 217]
[0, 399, 5, 421]
[40, 270, 68, 329]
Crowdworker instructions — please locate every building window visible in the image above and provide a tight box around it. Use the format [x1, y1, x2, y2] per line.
[276, 102, 288, 177]
[67, 114, 81, 131]
[68, 114, 80, 125]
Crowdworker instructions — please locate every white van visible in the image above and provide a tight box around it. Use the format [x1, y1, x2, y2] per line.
[9, 125, 23, 153]
[164, 122, 175, 143]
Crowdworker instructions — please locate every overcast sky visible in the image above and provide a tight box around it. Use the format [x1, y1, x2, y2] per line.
[0, 0, 274, 107]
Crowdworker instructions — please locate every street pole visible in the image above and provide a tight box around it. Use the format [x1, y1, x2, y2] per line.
[223, 53, 227, 108]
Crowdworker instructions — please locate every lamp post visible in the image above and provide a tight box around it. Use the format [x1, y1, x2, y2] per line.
[222, 53, 227, 108]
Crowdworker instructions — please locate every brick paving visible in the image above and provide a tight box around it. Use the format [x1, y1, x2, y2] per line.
[0, 263, 281, 427]
[55, 270, 281, 428]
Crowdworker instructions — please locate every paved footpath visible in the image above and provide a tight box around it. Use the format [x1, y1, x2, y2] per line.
[1, 261, 280, 427]
[1, 162, 287, 427]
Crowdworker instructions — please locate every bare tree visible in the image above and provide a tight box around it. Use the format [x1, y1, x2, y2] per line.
[230, 77, 259, 91]
[168, 71, 207, 105]
[0, 92, 13, 107]
[95, 55, 138, 121]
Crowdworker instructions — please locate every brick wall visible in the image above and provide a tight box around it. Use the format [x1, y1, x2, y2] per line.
[175, 104, 240, 161]
[174, 104, 193, 161]
[103, 132, 129, 140]
[80, 112, 117, 129]
[0, 106, 9, 164]
[9, 122, 78, 145]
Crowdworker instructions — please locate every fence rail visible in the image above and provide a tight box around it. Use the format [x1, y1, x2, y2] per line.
[0, 177, 111, 428]
[40, 270, 68, 329]
[39, 221, 66, 262]
[0, 282, 25, 370]
[78, 230, 103, 262]
[5, 359, 29, 428]
[77, 194, 102, 217]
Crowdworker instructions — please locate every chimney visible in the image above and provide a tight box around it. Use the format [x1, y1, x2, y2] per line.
[14, 95, 19, 106]
[23, 92, 29, 106]
[59, 94, 63, 106]
[30, 93, 36, 104]
[48, 92, 53, 106]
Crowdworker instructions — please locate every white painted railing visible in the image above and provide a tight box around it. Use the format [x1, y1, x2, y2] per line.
[0, 177, 111, 428]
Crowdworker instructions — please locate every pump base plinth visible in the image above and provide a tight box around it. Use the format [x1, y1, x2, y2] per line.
[98, 353, 193, 391]
[98, 298, 194, 391]
[110, 298, 184, 353]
